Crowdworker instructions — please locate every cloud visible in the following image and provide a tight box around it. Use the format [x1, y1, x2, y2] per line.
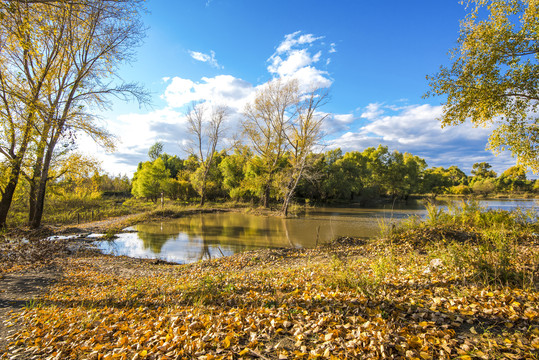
[92, 31, 337, 175]
[322, 113, 356, 134]
[163, 75, 254, 110]
[268, 31, 333, 90]
[327, 103, 517, 174]
[78, 107, 193, 175]
[360, 103, 385, 120]
[275, 31, 324, 54]
[188, 50, 223, 69]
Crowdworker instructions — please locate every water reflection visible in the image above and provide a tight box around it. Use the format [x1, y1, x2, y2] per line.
[95, 199, 537, 264]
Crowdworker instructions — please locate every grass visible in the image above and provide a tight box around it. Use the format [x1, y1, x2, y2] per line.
[2, 204, 539, 359]
[387, 200, 539, 290]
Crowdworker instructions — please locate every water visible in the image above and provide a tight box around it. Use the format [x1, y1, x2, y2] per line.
[95, 198, 538, 264]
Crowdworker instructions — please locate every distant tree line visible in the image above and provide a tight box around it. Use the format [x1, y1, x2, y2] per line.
[130, 144, 539, 207]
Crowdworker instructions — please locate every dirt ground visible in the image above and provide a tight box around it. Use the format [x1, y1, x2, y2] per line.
[0, 267, 62, 351]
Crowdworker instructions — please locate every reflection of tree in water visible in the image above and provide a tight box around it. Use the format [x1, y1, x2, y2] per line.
[134, 213, 335, 259]
[137, 223, 176, 254]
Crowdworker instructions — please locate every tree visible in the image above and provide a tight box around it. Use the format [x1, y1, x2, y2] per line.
[219, 147, 252, 201]
[0, 0, 147, 228]
[131, 158, 170, 202]
[148, 142, 164, 161]
[501, 165, 527, 181]
[426, 0, 539, 172]
[279, 88, 328, 215]
[242, 78, 328, 214]
[422, 167, 453, 195]
[498, 165, 527, 192]
[185, 103, 228, 206]
[471, 162, 497, 179]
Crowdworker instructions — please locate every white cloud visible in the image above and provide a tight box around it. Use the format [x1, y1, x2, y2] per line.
[360, 103, 384, 120]
[322, 113, 356, 134]
[163, 75, 254, 110]
[188, 50, 223, 69]
[268, 31, 333, 90]
[275, 31, 323, 54]
[91, 32, 337, 175]
[327, 103, 518, 174]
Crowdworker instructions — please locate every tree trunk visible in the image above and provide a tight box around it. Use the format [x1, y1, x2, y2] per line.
[29, 174, 49, 229]
[200, 191, 206, 206]
[262, 183, 270, 208]
[0, 163, 23, 228]
[28, 124, 50, 225]
[29, 137, 55, 229]
[282, 194, 291, 216]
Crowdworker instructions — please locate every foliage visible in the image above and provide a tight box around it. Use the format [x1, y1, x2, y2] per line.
[2, 207, 538, 358]
[131, 158, 170, 202]
[471, 178, 497, 196]
[148, 141, 164, 161]
[0, 0, 147, 228]
[426, 0, 539, 172]
[471, 162, 497, 179]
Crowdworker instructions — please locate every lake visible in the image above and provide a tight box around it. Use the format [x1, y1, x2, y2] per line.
[95, 198, 538, 264]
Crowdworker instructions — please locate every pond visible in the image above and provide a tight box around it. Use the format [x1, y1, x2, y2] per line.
[95, 198, 538, 264]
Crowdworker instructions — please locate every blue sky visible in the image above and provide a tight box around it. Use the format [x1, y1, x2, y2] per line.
[84, 0, 523, 177]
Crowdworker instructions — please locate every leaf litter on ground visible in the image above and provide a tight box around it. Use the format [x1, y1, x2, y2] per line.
[1, 225, 538, 359]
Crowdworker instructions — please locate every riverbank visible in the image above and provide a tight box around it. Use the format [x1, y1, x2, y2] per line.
[0, 201, 306, 242]
[1, 206, 538, 359]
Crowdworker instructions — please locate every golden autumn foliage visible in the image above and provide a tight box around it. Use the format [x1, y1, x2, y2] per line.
[1, 207, 538, 360]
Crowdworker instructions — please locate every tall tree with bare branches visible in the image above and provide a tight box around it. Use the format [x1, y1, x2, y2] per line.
[186, 103, 228, 206]
[242, 78, 329, 214]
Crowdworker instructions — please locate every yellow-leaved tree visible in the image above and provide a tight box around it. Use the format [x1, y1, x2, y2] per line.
[0, 0, 147, 228]
[426, 0, 539, 172]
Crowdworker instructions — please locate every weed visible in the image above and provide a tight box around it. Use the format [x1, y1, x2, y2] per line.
[324, 256, 381, 297]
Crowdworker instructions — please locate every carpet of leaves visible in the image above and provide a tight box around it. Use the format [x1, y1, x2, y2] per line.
[2, 237, 539, 359]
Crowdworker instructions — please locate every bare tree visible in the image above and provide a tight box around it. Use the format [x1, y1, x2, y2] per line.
[242, 78, 329, 214]
[242, 79, 299, 208]
[280, 89, 328, 216]
[186, 103, 228, 206]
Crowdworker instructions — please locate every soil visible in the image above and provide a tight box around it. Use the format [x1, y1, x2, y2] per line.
[0, 267, 62, 351]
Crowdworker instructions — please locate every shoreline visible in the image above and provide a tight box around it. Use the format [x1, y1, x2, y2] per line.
[2, 196, 537, 242]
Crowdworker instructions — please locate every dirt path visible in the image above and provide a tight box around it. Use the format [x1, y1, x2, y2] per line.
[0, 266, 62, 352]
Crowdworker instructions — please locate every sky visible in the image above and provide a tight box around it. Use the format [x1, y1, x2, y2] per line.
[81, 0, 524, 177]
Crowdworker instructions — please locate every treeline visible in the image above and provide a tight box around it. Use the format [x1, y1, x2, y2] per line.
[130, 144, 539, 206]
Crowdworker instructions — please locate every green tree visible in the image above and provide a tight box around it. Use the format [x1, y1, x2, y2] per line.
[131, 158, 170, 203]
[447, 165, 468, 185]
[422, 167, 452, 195]
[471, 162, 497, 179]
[498, 165, 527, 192]
[219, 147, 252, 201]
[148, 142, 164, 161]
[426, 0, 539, 172]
